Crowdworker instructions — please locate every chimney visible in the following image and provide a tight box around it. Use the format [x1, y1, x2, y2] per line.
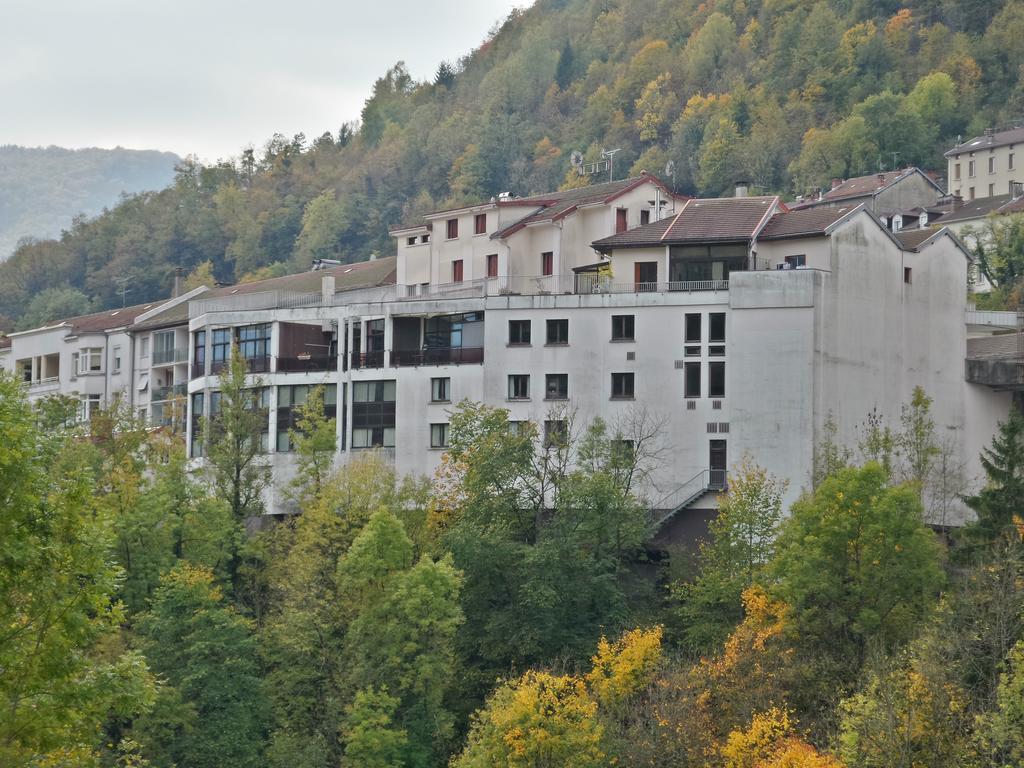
[953, 194, 964, 211]
[734, 180, 749, 198]
[321, 274, 335, 305]
[831, 178, 842, 190]
[877, 173, 886, 185]
[172, 267, 184, 298]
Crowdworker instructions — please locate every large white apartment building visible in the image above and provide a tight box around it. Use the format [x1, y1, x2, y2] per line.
[0, 174, 1014, 537]
[947, 126, 1024, 202]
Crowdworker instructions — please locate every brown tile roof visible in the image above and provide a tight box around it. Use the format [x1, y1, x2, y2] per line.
[592, 196, 779, 251]
[791, 168, 943, 209]
[967, 333, 1022, 360]
[945, 127, 1024, 157]
[932, 194, 1014, 224]
[41, 300, 171, 335]
[998, 196, 1024, 215]
[759, 205, 859, 240]
[0, 336, 11, 350]
[894, 228, 940, 250]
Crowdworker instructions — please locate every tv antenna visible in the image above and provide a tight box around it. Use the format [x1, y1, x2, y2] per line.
[569, 150, 584, 171]
[664, 159, 676, 189]
[114, 276, 132, 308]
[573, 148, 622, 181]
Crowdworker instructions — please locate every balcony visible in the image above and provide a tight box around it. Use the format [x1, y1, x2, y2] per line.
[277, 354, 338, 373]
[152, 383, 188, 402]
[26, 376, 61, 394]
[209, 356, 271, 376]
[391, 347, 484, 367]
[152, 348, 188, 366]
[351, 351, 385, 369]
[396, 273, 733, 299]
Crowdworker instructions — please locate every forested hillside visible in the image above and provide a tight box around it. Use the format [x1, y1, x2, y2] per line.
[0, 145, 178, 261]
[2, 0, 1022, 329]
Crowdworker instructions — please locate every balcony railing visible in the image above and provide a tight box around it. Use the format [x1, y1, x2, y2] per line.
[277, 355, 338, 373]
[351, 350, 385, 369]
[207, 355, 271, 377]
[391, 347, 484, 367]
[152, 347, 188, 365]
[152, 383, 188, 402]
[396, 274, 733, 299]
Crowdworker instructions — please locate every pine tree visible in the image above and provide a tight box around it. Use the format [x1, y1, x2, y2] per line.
[964, 407, 1024, 550]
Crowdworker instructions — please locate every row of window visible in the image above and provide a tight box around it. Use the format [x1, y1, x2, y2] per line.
[451, 251, 553, 283]
[504, 372, 634, 400]
[954, 153, 1016, 181]
[504, 312, 726, 347]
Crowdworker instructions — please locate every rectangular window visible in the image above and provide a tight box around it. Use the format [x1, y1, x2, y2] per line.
[79, 393, 101, 422]
[989, 156, 996, 174]
[640, 209, 650, 225]
[784, 254, 806, 268]
[541, 251, 554, 276]
[709, 345, 725, 356]
[546, 319, 568, 345]
[954, 163, 961, 180]
[236, 323, 270, 361]
[431, 377, 450, 402]
[211, 328, 231, 367]
[685, 345, 701, 357]
[615, 207, 628, 233]
[611, 372, 634, 399]
[611, 314, 635, 341]
[407, 236, 417, 246]
[153, 330, 175, 362]
[1009, 153, 1015, 170]
[79, 348, 102, 374]
[474, 213, 487, 235]
[969, 186, 975, 200]
[708, 361, 725, 398]
[352, 380, 396, 449]
[544, 419, 567, 448]
[508, 420, 529, 436]
[486, 253, 498, 278]
[446, 218, 458, 239]
[969, 159, 976, 177]
[276, 384, 337, 452]
[709, 312, 726, 343]
[430, 423, 449, 449]
[193, 330, 206, 372]
[685, 313, 702, 344]
[509, 319, 531, 345]
[452, 260, 464, 283]
[545, 373, 568, 400]
[112, 346, 122, 373]
[904, 266, 912, 284]
[508, 374, 530, 400]
[989, 183, 995, 197]
[684, 362, 701, 398]
[140, 337, 149, 358]
[366, 319, 385, 351]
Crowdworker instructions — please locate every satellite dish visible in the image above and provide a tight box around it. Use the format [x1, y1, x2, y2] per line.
[570, 150, 584, 168]
[664, 160, 676, 177]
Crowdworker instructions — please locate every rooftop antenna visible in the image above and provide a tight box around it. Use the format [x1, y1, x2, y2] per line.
[891, 151, 901, 170]
[602, 147, 621, 182]
[569, 150, 584, 176]
[114, 275, 132, 308]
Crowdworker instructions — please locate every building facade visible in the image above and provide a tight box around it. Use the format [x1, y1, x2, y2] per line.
[946, 126, 1024, 202]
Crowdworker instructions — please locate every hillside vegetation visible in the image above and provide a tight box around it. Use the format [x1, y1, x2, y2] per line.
[2, 0, 1022, 328]
[0, 145, 178, 261]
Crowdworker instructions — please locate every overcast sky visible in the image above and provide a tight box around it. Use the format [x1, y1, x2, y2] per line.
[0, 0, 526, 162]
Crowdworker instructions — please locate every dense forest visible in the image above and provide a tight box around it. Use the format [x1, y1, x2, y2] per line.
[0, 146, 179, 262]
[2, 0, 1024, 330]
[3, 354, 1024, 766]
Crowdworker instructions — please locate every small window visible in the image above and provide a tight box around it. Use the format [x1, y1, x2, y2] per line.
[1009, 153, 1015, 171]
[141, 337, 150, 358]
[508, 420, 529, 436]
[709, 312, 726, 343]
[452, 260, 464, 283]
[474, 213, 487, 235]
[420, 234, 430, 244]
[541, 251, 554, 276]
[546, 319, 568, 345]
[904, 267, 912, 284]
[640, 209, 650, 225]
[509, 320, 531, 345]
[954, 163, 961, 181]
[989, 183, 995, 197]
[684, 362, 701, 398]
[407, 236, 417, 246]
[615, 207, 628, 233]
[685, 313, 701, 344]
[508, 374, 530, 400]
[113, 346, 122, 373]
[446, 218, 458, 239]
[989, 156, 996, 174]
[544, 419, 567, 447]
[611, 372, 635, 399]
[685, 345, 701, 357]
[431, 377, 450, 402]
[545, 374, 568, 400]
[430, 423, 449, 449]
[708, 361, 725, 398]
[709, 345, 725, 357]
[611, 314, 635, 341]
[968, 160, 976, 177]
[785, 254, 806, 268]
[487, 253, 498, 278]
[969, 187, 975, 200]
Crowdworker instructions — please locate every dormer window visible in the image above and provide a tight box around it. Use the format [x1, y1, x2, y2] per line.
[474, 213, 487, 235]
[446, 219, 458, 239]
[407, 236, 417, 246]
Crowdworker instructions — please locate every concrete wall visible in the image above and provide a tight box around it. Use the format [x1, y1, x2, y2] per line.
[874, 173, 943, 214]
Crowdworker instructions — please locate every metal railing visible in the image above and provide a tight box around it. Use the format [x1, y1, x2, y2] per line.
[397, 274, 733, 299]
[351, 350, 385, 369]
[153, 348, 188, 365]
[391, 347, 484, 367]
[650, 468, 727, 527]
[277, 355, 338, 373]
[152, 383, 187, 401]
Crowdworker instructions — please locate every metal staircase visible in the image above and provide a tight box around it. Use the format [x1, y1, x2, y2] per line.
[650, 469, 726, 529]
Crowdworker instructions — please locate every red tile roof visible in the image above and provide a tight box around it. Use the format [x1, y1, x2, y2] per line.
[790, 168, 943, 209]
[592, 196, 779, 251]
[894, 228, 941, 250]
[759, 206, 859, 240]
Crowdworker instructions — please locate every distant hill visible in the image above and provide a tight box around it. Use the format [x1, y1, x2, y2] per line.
[0, 145, 179, 258]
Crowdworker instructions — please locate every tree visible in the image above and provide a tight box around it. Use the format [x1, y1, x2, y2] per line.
[132, 564, 269, 768]
[976, 640, 1024, 766]
[963, 407, 1024, 550]
[286, 384, 337, 509]
[721, 708, 843, 768]
[673, 457, 787, 653]
[586, 626, 664, 709]
[770, 465, 944, 682]
[434, 61, 456, 92]
[452, 671, 604, 768]
[293, 190, 349, 268]
[0, 372, 154, 766]
[340, 688, 408, 768]
[16, 286, 92, 330]
[965, 212, 1024, 295]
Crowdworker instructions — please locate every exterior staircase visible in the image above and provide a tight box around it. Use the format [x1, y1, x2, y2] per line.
[650, 469, 726, 529]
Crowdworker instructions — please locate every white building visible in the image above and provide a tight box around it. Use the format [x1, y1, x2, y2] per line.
[947, 126, 1024, 202]
[1, 175, 1013, 538]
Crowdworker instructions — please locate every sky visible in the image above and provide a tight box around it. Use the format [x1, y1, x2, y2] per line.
[0, 0, 526, 162]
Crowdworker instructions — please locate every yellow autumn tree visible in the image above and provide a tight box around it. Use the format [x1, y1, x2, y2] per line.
[722, 707, 844, 768]
[586, 626, 664, 708]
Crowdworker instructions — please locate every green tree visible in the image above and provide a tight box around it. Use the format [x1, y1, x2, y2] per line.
[133, 564, 269, 768]
[16, 286, 92, 330]
[770, 464, 944, 678]
[554, 40, 575, 90]
[965, 212, 1024, 295]
[286, 384, 337, 509]
[340, 688, 408, 768]
[977, 640, 1024, 766]
[0, 372, 154, 766]
[963, 407, 1024, 550]
[293, 189, 349, 268]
